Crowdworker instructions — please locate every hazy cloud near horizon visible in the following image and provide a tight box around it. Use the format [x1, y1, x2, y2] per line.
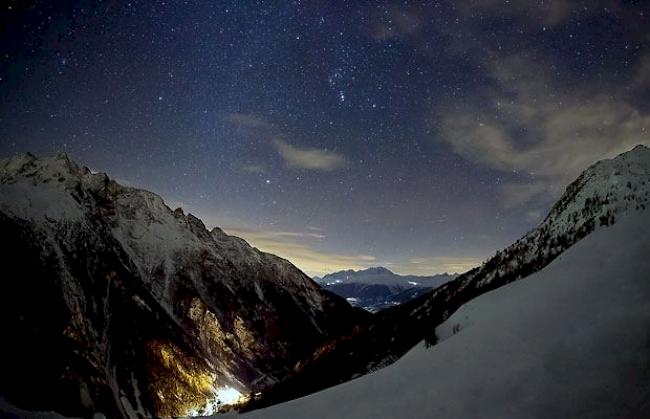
[2, 1, 647, 280]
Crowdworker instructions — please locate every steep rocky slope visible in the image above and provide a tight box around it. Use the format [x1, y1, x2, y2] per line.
[0, 153, 366, 418]
[246, 145, 650, 410]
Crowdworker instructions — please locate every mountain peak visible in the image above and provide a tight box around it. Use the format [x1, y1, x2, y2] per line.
[320, 266, 395, 282]
[55, 151, 72, 161]
[0, 152, 366, 417]
[631, 144, 649, 152]
[362, 266, 393, 275]
[589, 144, 650, 175]
[2, 151, 85, 180]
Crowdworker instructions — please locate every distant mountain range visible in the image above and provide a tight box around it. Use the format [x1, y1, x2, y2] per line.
[245, 145, 650, 412]
[314, 267, 456, 312]
[2, 146, 650, 419]
[240, 210, 650, 419]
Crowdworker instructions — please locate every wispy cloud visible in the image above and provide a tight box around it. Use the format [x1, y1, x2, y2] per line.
[272, 139, 348, 171]
[240, 164, 265, 174]
[367, 2, 649, 210]
[394, 256, 482, 275]
[161, 197, 480, 277]
[499, 182, 552, 209]
[158, 200, 374, 277]
[456, 0, 576, 26]
[226, 226, 326, 240]
[224, 113, 274, 131]
[224, 226, 375, 276]
[634, 52, 650, 89]
[438, 53, 650, 206]
[370, 6, 421, 41]
[225, 113, 349, 172]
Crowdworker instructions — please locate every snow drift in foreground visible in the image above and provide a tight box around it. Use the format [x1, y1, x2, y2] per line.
[230, 213, 650, 419]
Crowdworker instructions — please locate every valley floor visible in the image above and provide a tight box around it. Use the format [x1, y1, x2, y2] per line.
[228, 213, 650, 419]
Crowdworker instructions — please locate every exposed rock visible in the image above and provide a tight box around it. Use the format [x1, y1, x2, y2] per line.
[0, 153, 366, 418]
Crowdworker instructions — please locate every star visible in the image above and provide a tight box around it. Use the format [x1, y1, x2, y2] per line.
[2, 0, 648, 280]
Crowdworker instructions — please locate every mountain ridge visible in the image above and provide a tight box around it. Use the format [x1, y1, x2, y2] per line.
[245, 144, 650, 411]
[235, 211, 650, 419]
[318, 266, 456, 285]
[315, 267, 456, 312]
[0, 152, 367, 418]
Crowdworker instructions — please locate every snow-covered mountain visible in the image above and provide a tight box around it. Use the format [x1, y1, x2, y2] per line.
[315, 267, 455, 312]
[233, 212, 650, 418]
[0, 153, 367, 418]
[246, 145, 650, 410]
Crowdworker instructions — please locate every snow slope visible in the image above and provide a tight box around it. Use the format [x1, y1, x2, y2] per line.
[247, 145, 650, 407]
[231, 212, 650, 419]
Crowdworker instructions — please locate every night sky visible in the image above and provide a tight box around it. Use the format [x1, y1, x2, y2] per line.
[1, 1, 649, 276]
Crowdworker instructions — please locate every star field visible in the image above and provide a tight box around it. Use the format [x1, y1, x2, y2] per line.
[1, 1, 649, 275]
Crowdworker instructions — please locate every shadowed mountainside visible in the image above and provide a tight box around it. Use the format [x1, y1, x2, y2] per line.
[245, 145, 650, 411]
[0, 153, 368, 418]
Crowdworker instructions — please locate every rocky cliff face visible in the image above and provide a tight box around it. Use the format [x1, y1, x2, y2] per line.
[247, 145, 650, 410]
[0, 153, 366, 418]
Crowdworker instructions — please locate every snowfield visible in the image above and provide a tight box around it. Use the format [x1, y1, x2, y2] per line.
[230, 212, 650, 419]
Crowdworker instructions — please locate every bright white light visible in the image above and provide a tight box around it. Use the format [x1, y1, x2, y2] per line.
[215, 386, 243, 405]
[188, 386, 245, 417]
